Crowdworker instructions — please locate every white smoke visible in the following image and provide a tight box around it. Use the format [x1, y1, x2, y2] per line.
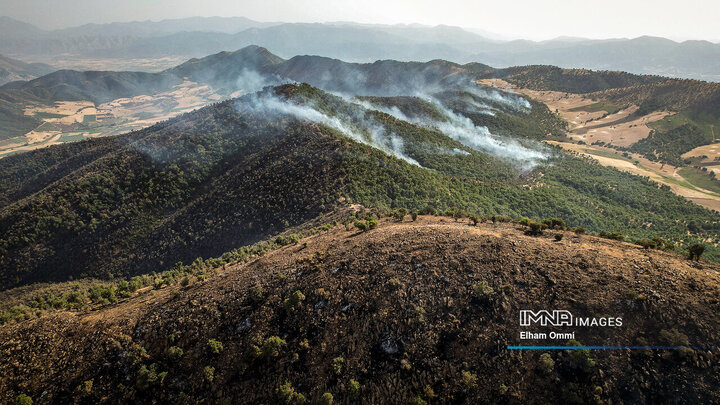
[235, 68, 284, 94]
[431, 105, 547, 167]
[467, 86, 531, 112]
[237, 92, 421, 167]
[438, 147, 471, 156]
[359, 96, 549, 169]
[459, 95, 496, 116]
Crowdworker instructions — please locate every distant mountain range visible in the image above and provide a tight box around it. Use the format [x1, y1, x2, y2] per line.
[2, 45, 719, 143]
[0, 54, 53, 85]
[1, 16, 719, 81]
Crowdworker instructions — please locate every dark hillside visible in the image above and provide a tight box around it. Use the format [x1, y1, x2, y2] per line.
[490, 65, 664, 93]
[2, 216, 720, 403]
[2, 70, 182, 104]
[1, 83, 720, 291]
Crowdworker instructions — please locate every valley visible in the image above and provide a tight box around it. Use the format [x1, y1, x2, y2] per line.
[10, 55, 187, 73]
[480, 78, 720, 212]
[0, 31, 719, 403]
[0, 80, 232, 158]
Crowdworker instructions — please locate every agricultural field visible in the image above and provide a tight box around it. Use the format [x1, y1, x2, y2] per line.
[0, 81, 227, 158]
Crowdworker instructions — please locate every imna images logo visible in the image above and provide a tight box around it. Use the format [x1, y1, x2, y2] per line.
[519, 310, 572, 326]
[519, 310, 622, 327]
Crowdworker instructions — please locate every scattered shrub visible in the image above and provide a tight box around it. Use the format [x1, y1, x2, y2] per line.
[332, 356, 345, 374]
[203, 366, 215, 383]
[564, 340, 595, 372]
[410, 395, 427, 405]
[180, 275, 191, 287]
[688, 243, 706, 260]
[354, 219, 377, 232]
[635, 237, 670, 250]
[15, 394, 32, 405]
[543, 218, 566, 230]
[207, 339, 223, 354]
[525, 220, 546, 236]
[275, 234, 301, 246]
[249, 285, 264, 303]
[319, 392, 334, 405]
[79, 380, 93, 394]
[283, 290, 306, 311]
[261, 336, 287, 358]
[599, 231, 624, 241]
[468, 214, 480, 225]
[659, 328, 690, 346]
[461, 370, 478, 389]
[419, 205, 437, 215]
[473, 281, 494, 300]
[388, 277, 403, 290]
[491, 215, 512, 223]
[554, 233, 564, 241]
[167, 346, 184, 361]
[277, 381, 306, 404]
[348, 379, 361, 398]
[87, 285, 117, 305]
[539, 353, 555, 373]
[137, 363, 167, 390]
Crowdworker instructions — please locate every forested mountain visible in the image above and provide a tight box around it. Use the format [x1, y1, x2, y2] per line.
[3, 70, 181, 104]
[1, 20, 720, 404]
[3, 45, 720, 171]
[1, 83, 719, 291]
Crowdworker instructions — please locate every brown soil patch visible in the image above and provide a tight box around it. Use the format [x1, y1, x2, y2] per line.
[478, 78, 671, 147]
[549, 141, 720, 211]
[2, 216, 720, 403]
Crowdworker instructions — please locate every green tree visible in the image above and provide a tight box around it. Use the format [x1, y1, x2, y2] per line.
[688, 243, 706, 260]
[15, 394, 32, 405]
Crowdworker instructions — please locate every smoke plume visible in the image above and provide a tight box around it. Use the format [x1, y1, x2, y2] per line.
[236, 91, 421, 167]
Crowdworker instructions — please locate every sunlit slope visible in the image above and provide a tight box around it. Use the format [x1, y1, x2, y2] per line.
[2, 216, 720, 403]
[1, 83, 719, 289]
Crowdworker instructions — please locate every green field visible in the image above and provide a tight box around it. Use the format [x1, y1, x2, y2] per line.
[82, 114, 97, 124]
[649, 113, 719, 142]
[58, 133, 87, 143]
[678, 167, 720, 194]
[581, 146, 637, 163]
[33, 112, 68, 119]
[34, 122, 61, 132]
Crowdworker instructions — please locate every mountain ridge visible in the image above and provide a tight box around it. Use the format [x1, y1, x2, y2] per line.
[0, 54, 54, 86]
[1, 16, 718, 81]
[1, 82, 719, 292]
[2, 215, 720, 403]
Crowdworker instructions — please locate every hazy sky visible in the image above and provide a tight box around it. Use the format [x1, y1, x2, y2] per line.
[1, 0, 718, 41]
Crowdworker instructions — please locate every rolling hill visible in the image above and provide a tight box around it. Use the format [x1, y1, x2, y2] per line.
[1, 82, 719, 293]
[2, 215, 720, 403]
[1, 36, 720, 404]
[0, 54, 53, 86]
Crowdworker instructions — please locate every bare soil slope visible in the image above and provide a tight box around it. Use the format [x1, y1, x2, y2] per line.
[2, 216, 720, 404]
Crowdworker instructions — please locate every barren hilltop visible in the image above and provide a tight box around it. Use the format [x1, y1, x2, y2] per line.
[2, 212, 720, 404]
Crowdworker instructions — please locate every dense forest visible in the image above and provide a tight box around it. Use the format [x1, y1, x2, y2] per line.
[1, 83, 719, 291]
